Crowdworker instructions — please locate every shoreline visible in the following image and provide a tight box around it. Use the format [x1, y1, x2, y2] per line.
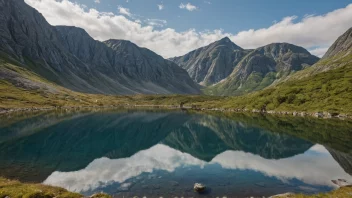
[0, 176, 351, 198]
[1, 104, 351, 120]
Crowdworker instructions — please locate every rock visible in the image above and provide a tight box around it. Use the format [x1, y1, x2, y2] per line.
[252, 109, 260, 113]
[194, 183, 206, 193]
[315, 112, 324, 118]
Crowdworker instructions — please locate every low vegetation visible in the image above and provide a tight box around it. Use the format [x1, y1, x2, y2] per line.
[0, 177, 82, 198]
[273, 186, 352, 198]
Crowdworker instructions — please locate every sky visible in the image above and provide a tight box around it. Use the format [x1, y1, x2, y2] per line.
[24, 0, 352, 58]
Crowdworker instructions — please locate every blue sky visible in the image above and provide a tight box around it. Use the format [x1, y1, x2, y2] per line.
[25, 0, 352, 57]
[82, 0, 352, 33]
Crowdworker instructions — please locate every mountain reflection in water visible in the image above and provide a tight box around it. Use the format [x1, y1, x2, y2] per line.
[0, 110, 351, 197]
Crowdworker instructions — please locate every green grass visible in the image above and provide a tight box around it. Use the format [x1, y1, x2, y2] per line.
[0, 177, 113, 198]
[223, 62, 352, 113]
[0, 177, 82, 198]
[272, 186, 352, 198]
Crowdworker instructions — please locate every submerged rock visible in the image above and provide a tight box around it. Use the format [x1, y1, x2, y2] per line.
[194, 183, 206, 193]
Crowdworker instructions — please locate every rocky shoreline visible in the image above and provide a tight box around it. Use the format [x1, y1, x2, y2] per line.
[0, 104, 351, 120]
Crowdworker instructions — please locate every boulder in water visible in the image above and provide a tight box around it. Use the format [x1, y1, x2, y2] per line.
[194, 183, 206, 193]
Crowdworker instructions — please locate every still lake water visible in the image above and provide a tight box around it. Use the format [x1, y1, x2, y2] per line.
[0, 110, 352, 197]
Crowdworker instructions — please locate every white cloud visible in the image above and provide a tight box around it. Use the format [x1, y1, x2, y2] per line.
[309, 47, 330, 57]
[204, 1, 211, 4]
[145, 19, 167, 27]
[94, 0, 100, 3]
[179, 3, 198, 11]
[117, 5, 131, 17]
[24, 0, 352, 58]
[157, 4, 164, 10]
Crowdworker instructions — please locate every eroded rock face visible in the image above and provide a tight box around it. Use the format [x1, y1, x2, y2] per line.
[169, 37, 251, 86]
[0, 0, 200, 95]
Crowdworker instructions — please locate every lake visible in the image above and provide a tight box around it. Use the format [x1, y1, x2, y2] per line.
[0, 109, 352, 197]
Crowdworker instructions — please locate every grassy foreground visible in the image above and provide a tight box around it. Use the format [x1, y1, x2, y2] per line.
[0, 178, 112, 198]
[272, 187, 352, 198]
[0, 177, 351, 198]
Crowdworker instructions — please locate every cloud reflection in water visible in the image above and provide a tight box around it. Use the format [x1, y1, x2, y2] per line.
[44, 144, 352, 193]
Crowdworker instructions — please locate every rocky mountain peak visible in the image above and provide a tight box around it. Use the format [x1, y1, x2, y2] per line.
[169, 37, 247, 86]
[212, 37, 243, 51]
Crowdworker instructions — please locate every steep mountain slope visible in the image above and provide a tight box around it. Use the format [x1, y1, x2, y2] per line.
[56, 26, 200, 94]
[206, 43, 319, 96]
[0, 0, 200, 95]
[169, 37, 252, 86]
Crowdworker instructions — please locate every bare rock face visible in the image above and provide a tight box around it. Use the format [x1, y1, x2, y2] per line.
[0, 0, 200, 95]
[207, 43, 319, 96]
[323, 27, 352, 59]
[169, 37, 251, 86]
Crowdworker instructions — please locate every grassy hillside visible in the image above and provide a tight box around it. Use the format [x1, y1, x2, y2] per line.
[219, 61, 352, 113]
[1, 54, 352, 115]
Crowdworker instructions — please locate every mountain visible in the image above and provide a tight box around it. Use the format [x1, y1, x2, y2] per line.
[0, 0, 200, 95]
[215, 27, 352, 113]
[205, 43, 319, 95]
[169, 37, 252, 86]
